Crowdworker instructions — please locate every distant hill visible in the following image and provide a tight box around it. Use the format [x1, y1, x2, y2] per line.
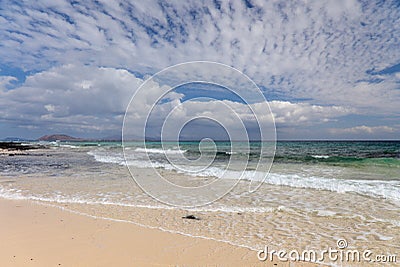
[38, 134, 84, 142]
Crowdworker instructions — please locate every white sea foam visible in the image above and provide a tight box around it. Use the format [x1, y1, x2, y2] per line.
[259, 172, 400, 203]
[311, 155, 330, 159]
[59, 144, 80, 149]
[0, 186, 281, 214]
[87, 149, 400, 203]
[87, 150, 126, 165]
[134, 147, 186, 154]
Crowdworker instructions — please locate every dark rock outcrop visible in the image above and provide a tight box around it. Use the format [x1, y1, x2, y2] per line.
[0, 142, 43, 150]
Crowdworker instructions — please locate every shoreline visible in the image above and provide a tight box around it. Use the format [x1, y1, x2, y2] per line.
[0, 197, 318, 266]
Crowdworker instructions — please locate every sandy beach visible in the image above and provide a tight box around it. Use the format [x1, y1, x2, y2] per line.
[0, 198, 319, 267]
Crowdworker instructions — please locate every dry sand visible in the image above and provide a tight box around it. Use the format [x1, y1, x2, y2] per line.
[0, 198, 319, 267]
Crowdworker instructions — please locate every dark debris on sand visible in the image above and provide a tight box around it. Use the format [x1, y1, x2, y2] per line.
[182, 215, 200, 220]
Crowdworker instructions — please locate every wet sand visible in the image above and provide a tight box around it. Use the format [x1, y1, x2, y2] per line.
[0, 198, 318, 267]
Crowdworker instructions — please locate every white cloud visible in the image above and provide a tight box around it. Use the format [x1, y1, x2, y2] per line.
[0, 65, 142, 135]
[0, 64, 355, 138]
[0, 76, 17, 90]
[268, 101, 353, 125]
[44, 104, 55, 112]
[126, 94, 353, 140]
[330, 125, 396, 135]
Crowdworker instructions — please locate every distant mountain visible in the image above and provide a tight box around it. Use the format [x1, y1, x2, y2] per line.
[38, 134, 84, 142]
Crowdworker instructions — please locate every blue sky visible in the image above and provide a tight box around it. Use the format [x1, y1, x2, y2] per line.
[0, 0, 399, 140]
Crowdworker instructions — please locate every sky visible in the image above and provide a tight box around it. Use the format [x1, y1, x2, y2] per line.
[0, 0, 399, 140]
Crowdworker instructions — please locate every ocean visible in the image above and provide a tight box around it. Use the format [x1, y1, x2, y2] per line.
[0, 140, 399, 261]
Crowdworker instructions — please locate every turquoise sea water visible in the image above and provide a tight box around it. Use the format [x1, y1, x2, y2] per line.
[1, 140, 398, 196]
[66, 140, 400, 165]
[3, 140, 398, 180]
[95, 140, 400, 179]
